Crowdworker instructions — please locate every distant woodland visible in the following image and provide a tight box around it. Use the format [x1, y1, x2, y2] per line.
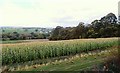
[1, 13, 120, 41]
[49, 13, 120, 40]
[1, 28, 52, 41]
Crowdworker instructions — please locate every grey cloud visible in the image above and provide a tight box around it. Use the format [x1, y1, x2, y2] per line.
[53, 16, 79, 27]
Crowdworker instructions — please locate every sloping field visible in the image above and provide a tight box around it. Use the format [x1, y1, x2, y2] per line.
[25, 47, 117, 71]
[1, 38, 119, 71]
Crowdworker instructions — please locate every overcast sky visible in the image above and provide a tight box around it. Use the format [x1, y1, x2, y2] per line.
[0, 0, 119, 28]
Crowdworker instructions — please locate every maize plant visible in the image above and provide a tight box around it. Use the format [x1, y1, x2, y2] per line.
[2, 38, 119, 65]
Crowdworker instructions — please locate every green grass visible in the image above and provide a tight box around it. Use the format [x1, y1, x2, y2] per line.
[26, 48, 115, 71]
[1, 40, 27, 44]
[2, 47, 117, 71]
[30, 56, 100, 71]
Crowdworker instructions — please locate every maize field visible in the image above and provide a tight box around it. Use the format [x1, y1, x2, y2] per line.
[2, 38, 118, 65]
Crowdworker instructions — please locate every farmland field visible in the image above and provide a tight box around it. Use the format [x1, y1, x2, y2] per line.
[1, 37, 119, 72]
[1, 27, 52, 34]
[1, 1, 120, 72]
[26, 47, 118, 71]
[1, 39, 48, 44]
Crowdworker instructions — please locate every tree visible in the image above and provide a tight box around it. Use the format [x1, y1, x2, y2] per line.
[49, 26, 63, 40]
[35, 29, 38, 32]
[2, 30, 5, 32]
[100, 13, 117, 26]
[8, 32, 20, 40]
[76, 22, 85, 38]
[49, 13, 119, 40]
[91, 20, 103, 31]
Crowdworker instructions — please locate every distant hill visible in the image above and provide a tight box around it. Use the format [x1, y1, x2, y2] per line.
[1, 27, 53, 41]
[1, 27, 53, 34]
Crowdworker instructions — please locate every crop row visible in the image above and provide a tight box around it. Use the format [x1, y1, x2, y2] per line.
[2, 38, 118, 65]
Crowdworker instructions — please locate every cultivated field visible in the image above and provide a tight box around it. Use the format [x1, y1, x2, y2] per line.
[1, 38, 119, 71]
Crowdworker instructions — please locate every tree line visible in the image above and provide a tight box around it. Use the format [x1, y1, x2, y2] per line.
[49, 13, 120, 40]
[2, 13, 120, 41]
[2, 31, 50, 41]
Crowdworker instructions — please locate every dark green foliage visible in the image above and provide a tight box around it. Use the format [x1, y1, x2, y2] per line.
[49, 13, 119, 40]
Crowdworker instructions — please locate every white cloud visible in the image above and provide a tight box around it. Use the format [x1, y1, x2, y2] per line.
[0, 0, 119, 28]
